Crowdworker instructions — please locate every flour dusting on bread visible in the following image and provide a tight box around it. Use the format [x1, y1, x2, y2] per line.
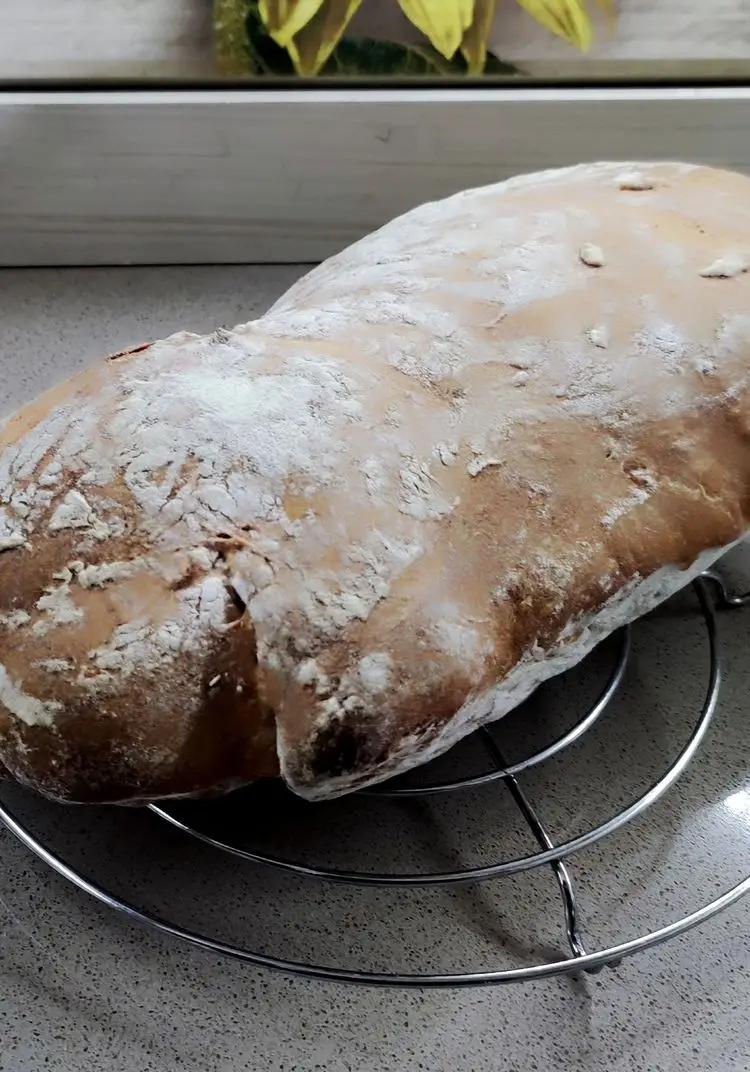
[2, 161, 750, 802]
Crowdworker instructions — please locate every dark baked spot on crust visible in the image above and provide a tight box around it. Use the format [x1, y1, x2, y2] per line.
[225, 582, 248, 618]
[209, 534, 251, 556]
[107, 343, 152, 362]
[308, 720, 388, 780]
[0, 620, 279, 803]
[169, 563, 203, 592]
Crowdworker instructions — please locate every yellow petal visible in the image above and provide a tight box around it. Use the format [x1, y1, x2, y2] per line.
[564, 2, 593, 49]
[286, 0, 363, 75]
[515, 0, 594, 51]
[461, 0, 497, 74]
[259, 0, 326, 46]
[397, 0, 476, 60]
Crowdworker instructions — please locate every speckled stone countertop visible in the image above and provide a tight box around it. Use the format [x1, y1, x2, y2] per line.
[1, 267, 749, 1072]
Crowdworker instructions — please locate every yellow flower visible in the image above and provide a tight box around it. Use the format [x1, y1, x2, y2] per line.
[259, 0, 363, 74]
[401, 0, 613, 58]
[256, 0, 615, 76]
[285, 0, 364, 74]
[399, 0, 501, 73]
[515, 0, 614, 52]
[258, 1, 326, 46]
[460, 0, 498, 74]
[396, 1, 475, 60]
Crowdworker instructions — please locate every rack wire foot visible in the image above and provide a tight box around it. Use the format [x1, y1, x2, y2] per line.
[700, 570, 750, 609]
[480, 730, 617, 974]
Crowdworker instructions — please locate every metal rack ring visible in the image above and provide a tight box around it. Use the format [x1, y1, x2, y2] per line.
[0, 574, 747, 987]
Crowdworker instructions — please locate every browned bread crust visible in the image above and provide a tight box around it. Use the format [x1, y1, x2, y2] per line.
[2, 162, 749, 802]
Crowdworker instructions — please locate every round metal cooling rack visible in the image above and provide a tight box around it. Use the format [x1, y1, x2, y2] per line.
[1, 573, 749, 987]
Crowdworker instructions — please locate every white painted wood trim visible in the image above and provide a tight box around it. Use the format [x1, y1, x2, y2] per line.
[4, 0, 749, 79]
[2, 88, 750, 266]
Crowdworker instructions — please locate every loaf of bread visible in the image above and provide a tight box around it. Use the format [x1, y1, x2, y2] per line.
[2, 162, 749, 804]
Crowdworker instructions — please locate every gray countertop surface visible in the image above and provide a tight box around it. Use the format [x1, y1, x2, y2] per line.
[1, 266, 749, 1072]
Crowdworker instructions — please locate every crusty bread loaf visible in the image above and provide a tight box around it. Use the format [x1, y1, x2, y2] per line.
[2, 161, 750, 803]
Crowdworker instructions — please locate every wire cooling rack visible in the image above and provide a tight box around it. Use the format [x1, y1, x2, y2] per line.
[1, 571, 748, 988]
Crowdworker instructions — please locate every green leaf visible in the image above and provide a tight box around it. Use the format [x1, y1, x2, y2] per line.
[322, 36, 516, 76]
[325, 37, 457, 75]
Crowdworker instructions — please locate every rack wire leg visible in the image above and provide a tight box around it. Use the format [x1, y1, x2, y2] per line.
[699, 570, 750, 609]
[481, 729, 617, 974]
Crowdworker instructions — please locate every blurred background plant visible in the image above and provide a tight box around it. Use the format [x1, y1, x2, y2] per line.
[215, 0, 615, 77]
